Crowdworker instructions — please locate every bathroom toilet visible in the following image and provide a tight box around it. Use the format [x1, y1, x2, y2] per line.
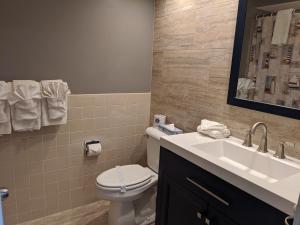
[96, 127, 167, 225]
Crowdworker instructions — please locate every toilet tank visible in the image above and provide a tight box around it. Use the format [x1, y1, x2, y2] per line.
[146, 127, 168, 173]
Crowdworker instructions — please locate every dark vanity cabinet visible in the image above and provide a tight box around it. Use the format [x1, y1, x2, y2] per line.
[155, 148, 288, 225]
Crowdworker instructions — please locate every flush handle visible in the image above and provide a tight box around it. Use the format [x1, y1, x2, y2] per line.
[186, 177, 230, 206]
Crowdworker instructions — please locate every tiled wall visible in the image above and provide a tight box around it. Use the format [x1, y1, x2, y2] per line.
[0, 93, 151, 225]
[151, 0, 300, 157]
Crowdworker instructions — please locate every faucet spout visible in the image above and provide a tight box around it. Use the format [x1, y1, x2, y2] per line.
[250, 122, 267, 135]
[243, 122, 268, 153]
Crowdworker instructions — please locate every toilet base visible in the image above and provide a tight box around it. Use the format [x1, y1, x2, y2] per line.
[108, 201, 135, 225]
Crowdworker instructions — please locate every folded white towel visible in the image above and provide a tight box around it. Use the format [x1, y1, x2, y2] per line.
[198, 129, 231, 139]
[0, 82, 12, 135]
[272, 9, 294, 45]
[8, 80, 41, 132]
[237, 78, 255, 91]
[0, 101, 7, 123]
[197, 119, 231, 139]
[198, 119, 227, 131]
[41, 80, 70, 126]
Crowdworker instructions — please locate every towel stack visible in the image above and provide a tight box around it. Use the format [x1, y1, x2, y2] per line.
[197, 119, 231, 139]
[8, 80, 42, 132]
[41, 80, 70, 126]
[0, 82, 12, 135]
[0, 80, 70, 135]
[237, 78, 255, 99]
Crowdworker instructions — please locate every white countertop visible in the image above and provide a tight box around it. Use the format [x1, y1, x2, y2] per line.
[160, 132, 300, 215]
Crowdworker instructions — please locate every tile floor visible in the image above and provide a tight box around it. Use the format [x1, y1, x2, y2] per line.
[17, 201, 109, 225]
[16, 200, 155, 225]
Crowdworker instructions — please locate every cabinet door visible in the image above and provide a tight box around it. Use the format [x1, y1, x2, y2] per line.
[158, 149, 287, 225]
[157, 176, 208, 225]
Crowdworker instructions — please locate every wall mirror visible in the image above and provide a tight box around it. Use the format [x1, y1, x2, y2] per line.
[228, 0, 300, 119]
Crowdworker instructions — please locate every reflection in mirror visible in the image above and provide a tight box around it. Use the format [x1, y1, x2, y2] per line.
[237, 0, 300, 110]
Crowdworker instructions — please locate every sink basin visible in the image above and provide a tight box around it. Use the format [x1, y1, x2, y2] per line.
[192, 140, 300, 183]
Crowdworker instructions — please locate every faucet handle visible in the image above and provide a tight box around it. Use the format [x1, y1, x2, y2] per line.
[242, 130, 252, 147]
[274, 141, 295, 159]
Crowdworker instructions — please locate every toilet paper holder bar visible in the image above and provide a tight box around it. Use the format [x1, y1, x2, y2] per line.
[85, 140, 101, 146]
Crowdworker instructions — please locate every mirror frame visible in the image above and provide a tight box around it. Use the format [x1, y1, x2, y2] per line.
[227, 0, 300, 120]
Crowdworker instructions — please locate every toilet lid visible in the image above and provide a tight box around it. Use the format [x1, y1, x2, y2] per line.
[96, 165, 152, 189]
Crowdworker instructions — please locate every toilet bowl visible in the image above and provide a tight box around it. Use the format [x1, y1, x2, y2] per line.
[95, 127, 167, 225]
[96, 165, 158, 225]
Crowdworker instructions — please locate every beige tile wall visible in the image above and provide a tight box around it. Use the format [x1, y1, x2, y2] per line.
[151, 0, 300, 157]
[0, 93, 151, 225]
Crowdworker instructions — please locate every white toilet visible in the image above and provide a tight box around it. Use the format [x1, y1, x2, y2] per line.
[96, 127, 167, 225]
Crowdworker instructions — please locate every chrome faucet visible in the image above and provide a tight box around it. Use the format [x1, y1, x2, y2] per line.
[243, 122, 268, 153]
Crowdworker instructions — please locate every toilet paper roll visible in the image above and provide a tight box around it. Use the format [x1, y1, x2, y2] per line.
[85, 140, 102, 157]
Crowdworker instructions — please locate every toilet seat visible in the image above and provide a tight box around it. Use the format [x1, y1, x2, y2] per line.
[96, 165, 153, 192]
[96, 166, 159, 225]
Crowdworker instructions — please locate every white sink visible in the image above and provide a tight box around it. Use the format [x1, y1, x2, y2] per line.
[192, 140, 300, 183]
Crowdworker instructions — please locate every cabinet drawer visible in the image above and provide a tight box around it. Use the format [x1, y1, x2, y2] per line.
[160, 148, 287, 225]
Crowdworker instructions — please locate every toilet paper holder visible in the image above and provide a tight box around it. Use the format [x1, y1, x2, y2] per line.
[84, 139, 102, 157]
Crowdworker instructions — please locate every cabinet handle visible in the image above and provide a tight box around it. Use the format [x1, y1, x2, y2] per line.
[186, 177, 230, 206]
[196, 212, 203, 219]
[205, 218, 211, 225]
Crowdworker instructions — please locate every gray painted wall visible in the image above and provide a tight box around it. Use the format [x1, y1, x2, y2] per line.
[0, 0, 154, 94]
